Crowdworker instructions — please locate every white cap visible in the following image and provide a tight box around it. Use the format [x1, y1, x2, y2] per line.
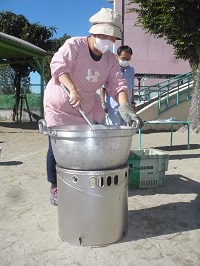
[89, 8, 123, 40]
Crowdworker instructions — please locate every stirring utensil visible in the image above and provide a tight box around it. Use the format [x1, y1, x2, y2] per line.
[60, 84, 95, 130]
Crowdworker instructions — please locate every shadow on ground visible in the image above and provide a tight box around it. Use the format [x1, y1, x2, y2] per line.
[121, 175, 200, 243]
[0, 160, 23, 166]
[153, 144, 200, 151]
[0, 122, 39, 130]
[169, 153, 200, 160]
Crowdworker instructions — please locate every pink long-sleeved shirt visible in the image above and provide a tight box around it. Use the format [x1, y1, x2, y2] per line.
[44, 37, 128, 127]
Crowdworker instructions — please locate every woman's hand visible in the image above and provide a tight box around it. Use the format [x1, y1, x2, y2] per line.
[58, 74, 83, 108]
[69, 89, 82, 108]
[118, 103, 144, 128]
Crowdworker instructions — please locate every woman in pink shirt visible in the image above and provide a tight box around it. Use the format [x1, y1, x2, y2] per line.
[44, 8, 143, 205]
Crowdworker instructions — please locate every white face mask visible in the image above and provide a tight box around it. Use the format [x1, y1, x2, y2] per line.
[94, 37, 114, 53]
[119, 59, 130, 68]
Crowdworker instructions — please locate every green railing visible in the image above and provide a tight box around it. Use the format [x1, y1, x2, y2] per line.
[135, 71, 193, 116]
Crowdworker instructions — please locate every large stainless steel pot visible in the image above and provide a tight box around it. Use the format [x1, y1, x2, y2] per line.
[39, 119, 136, 170]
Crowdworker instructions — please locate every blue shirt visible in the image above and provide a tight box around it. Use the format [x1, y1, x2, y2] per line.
[106, 65, 135, 125]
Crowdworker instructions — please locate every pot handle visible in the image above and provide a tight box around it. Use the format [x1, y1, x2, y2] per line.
[127, 120, 140, 130]
[38, 119, 50, 135]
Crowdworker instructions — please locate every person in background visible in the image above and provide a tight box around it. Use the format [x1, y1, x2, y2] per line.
[100, 45, 136, 125]
[43, 8, 143, 206]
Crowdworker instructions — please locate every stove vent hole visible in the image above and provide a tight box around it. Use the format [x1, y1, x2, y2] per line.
[107, 176, 112, 186]
[72, 175, 78, 183]
[89, 177, 96, 188]
[114, 175, 118, 185]
[98, 176, 104, 187]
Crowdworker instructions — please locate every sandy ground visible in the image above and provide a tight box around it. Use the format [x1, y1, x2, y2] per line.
[0, 121, 200, 266]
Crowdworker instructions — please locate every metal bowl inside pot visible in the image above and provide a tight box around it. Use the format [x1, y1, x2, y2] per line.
[39, 120, 136, 170]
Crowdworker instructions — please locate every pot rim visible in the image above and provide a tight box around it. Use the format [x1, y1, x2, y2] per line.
[48, 124, 136, 138]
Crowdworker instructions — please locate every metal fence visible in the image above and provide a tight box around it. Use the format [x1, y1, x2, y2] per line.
[0, 93, 41, 109]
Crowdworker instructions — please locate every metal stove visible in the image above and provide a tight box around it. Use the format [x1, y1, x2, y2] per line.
[57, 165, 129, 247]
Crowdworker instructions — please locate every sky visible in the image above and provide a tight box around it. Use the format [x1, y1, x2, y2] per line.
[1, 0, 114, 91]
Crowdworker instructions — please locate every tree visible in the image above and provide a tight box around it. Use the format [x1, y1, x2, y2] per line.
[0, 65, 15, 94]
[127, 0, 200, 132]
[0, 11, 57, 120]
[0, 65, 30, 94]
[43, 34, 71, 83]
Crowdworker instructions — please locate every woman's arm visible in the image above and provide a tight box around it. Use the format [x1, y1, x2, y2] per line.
[115, 90, 129, 105]
[100, 87, 106, 103]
